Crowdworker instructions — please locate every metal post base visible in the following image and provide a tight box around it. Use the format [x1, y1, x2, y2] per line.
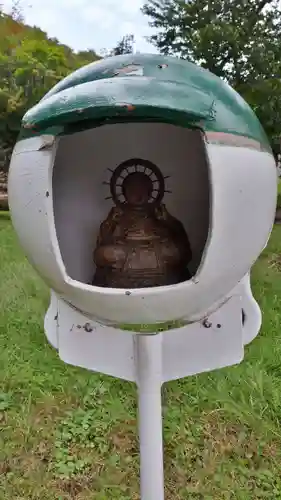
[135, 334, 165, 500]
[47, 294, 249, 499]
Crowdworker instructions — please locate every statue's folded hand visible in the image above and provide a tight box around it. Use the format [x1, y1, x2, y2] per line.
[94, 244, 126, 268]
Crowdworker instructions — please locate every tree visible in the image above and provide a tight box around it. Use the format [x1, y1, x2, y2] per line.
[142, 0, 281, 84]
[238, 78, 281, 144]
[142, 0, 281, 139]
[10, 0, 24, 22]
[0, 10, 100, 172]
[110, 34, 135, 56]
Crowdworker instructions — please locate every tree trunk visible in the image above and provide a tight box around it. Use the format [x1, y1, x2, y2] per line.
[0, 171, 8, 210]
[0, 193, 8, 211]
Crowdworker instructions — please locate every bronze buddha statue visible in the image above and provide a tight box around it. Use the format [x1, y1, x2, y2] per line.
[92, 159, 192, 288]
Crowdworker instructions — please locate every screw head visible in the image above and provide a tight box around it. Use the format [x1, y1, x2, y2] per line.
[203, 319, 212, 328]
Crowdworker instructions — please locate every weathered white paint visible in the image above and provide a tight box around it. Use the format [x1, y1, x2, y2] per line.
[45, 290, 244, 381]
[188, 272, 262, 341]
[233, 274, 262, 345]
[43, 271, 260, 380]
[8, 136, 69, 296]
[56, 297, 136, 380]
[8, 122, 277, 327]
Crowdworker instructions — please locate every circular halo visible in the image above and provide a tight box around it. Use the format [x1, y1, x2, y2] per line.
[110, 158, 165, 207]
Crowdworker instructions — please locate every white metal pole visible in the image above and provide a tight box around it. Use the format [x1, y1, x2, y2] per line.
[135, 334, 165, 500]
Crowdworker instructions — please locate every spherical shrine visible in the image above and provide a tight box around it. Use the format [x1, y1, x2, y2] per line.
[8, 53, 277, 343]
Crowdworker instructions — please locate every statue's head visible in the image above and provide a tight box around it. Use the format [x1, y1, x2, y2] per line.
[109, 158, 166, 209]
[123, 172, 154, 207]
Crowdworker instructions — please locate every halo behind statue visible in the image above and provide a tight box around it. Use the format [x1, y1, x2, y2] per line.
[108, 158, 166, 208]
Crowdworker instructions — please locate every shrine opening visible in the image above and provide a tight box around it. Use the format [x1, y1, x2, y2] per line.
[52, 122, 210, 288]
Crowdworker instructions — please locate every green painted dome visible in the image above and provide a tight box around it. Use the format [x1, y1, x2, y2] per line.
[21, 53, 270, 150]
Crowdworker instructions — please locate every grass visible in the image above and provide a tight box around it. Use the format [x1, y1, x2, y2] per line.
[277, 179, 281, 208]
[1, 213, 281, 499]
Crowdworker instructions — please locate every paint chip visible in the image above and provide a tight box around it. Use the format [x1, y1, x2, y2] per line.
[83, 323, 93, 332]
[118, 103, 135, 111]
[203, 319, 212, 328]
[113, 64, 144, 77]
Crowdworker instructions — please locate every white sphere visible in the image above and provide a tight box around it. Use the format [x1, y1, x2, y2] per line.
[8, 54, 277, 329]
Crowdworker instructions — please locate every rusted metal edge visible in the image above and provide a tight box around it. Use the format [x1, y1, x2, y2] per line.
[205, 131, 270, 152]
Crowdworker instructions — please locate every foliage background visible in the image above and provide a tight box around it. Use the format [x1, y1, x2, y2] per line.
[1, 0, 281, 173]
[0, 8, 101, 171]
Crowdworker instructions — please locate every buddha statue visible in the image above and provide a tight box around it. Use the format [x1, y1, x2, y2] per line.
[92, 158, 192, 289]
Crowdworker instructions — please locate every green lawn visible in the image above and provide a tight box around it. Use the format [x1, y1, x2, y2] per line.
[277, 180, 281, 208]
[1, 214, 281, 499]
